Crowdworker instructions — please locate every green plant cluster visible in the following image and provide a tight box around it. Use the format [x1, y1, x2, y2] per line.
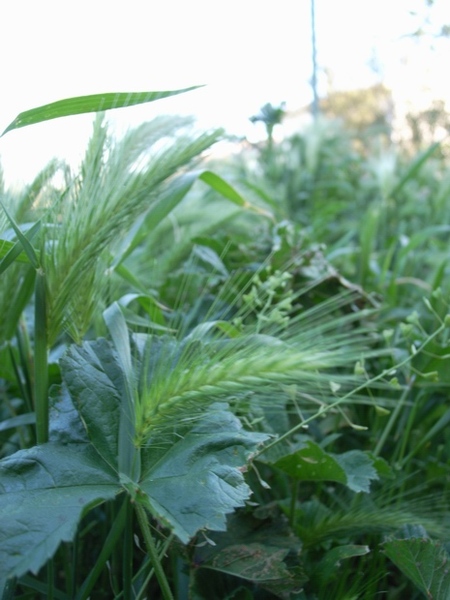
[0, 91, 450, 599]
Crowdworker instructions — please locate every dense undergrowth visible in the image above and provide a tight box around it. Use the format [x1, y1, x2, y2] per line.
[0, 92, 450, 599]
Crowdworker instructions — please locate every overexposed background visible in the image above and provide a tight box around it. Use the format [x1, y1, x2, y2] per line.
[0, 0, 449, 187]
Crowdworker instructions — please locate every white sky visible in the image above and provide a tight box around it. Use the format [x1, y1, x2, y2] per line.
[0, 0, 449, 187]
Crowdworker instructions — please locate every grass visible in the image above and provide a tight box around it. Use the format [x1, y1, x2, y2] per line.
[0, 95, 450, 598]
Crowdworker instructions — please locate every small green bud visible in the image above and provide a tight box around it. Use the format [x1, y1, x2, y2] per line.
[400, 323, 413, 337]
[389, 377, 400, 388]
[354, 360, 366, 376]
[330, 381, 341, 394]
[406, 311, 421, 327]
[382, 329, 394, 342]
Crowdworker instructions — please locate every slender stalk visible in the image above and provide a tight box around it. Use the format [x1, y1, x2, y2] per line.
[289, 480, 299, 529]
[373, 376, 415, 457]
[134, 503, 174, 600]
[46, 560, 54, 600]
[76, 498, 128, 600]
[34, 268, 49, 444]
[14, 321, 34, 413]
[63, 544, 74, 599]
[256, 320, 446, 458]
[122, 500, 133, 600]
[1, 578, 16, 600]
[113, 535, 174, 600]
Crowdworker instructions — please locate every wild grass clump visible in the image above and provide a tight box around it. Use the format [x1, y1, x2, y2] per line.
[43, 114, 222, 344]
[136, 290, 383, 443]
[1, 94, 450, 599]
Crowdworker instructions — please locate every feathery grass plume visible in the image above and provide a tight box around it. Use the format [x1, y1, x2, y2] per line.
[134, 273, 386, 446]
[0, 163, 65, 343]
[293, 491, 450, 549]
[42, 114, 223, 345]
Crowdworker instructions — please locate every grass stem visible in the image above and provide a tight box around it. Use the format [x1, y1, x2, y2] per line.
[134, 502, 174, 600]
[373, 376, 415, 457]
[34, 268, 48, 444]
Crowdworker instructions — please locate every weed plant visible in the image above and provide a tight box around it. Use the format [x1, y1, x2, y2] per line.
[0, 94, 450, 599]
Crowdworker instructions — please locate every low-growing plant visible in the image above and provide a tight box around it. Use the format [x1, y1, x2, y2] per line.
[1, 92, 450, 599]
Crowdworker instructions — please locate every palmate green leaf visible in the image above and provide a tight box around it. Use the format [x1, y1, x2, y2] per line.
[269, 440, 379, 493]
[59, 338, 124, 471]
[60, 338, 269, 543]
[139, 404, 270, 544]
[48, 381, 90, 445]
[192, 511, 306, 598]
[383, 537, 450, 599]
[211, 544, 292, 582]
[1, 88, 201, 135]
[0, 443, 120, 580]
[0, 352, 268, 582]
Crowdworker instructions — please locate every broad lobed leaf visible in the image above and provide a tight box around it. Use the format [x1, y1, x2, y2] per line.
[60, 338, 124, 470]
[0, 443, 119, 579]
[0, 334, 271, 582]
[383, 536, 450, 599]
[269, 439, 379, 493]
[192, 510, 306, 597]
[140, 404, 270, 543]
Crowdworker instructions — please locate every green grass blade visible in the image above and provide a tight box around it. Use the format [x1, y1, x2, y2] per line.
[1, 87, 202, 136]
[75, 499, 128, 600]
[400, 409, 450, 467]
[0, 413, 36, 432]
[0, 221, 41, 274]
[0, 578, 16, 600]
[3, 267, 36, 341]
[114, 263, 150, 295]
[134, 503, 174, 600]
[199, 171, 274, 218]
[13, 577, 65, 600]
[0, 203, 40, 269]
[112, 172, 199, 268]
[112, 168, 273, 269]
[389, 141, 441, 199]
[0, 240, 32, 265]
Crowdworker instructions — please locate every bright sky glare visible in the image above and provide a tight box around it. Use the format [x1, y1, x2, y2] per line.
[0, 0, 448, 187]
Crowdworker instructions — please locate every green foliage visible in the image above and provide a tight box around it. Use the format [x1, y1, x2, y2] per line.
[0, 336, 269, 582]
[1, 88, 201, 135]
[268, 440, 380, 493]
[0, 442, 119, 579]
[1, 90, 450, 598]
[43, 114, 223, 345]
[383, 532, 450, 599]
